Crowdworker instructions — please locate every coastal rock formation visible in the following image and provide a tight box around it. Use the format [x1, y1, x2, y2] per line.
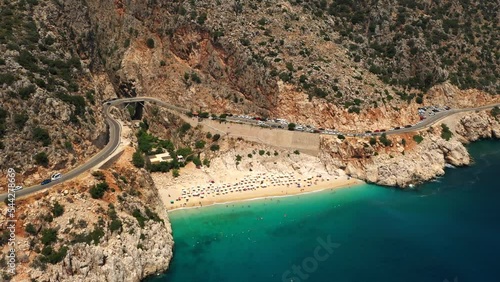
[455, 111, 500, 141]
[320, 110, 499, 187]
[2, 155, 173, 282]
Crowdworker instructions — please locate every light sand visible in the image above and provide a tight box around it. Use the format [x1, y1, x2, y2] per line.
[153, 163, 363, 211]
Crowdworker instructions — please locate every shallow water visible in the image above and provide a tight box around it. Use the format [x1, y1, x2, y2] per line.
[148, 140, 500, 282]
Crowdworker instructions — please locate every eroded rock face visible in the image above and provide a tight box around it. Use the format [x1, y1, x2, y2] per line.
[455, 111, 500, 141]
[6, 165, 173, 282]
[320, 110, 499, 188]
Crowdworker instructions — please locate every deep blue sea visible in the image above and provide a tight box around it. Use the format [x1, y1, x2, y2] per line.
[148, 140, 500, 282]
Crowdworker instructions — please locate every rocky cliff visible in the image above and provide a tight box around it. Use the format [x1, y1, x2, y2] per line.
[320, 110, 500, 187]
[0, 150, 173, 282]
[54, 0, 500, 130]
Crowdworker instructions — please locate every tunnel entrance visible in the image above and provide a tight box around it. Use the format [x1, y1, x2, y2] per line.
[124, 101, 145, 120]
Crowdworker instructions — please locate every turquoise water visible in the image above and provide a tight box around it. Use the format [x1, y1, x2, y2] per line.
[148, 140, 500, 282]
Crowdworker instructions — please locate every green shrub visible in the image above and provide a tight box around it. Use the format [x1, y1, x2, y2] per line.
[379, 133, 392, 146]
[132, 150, 145, 168]
[146, 38, 155, 48]
[176, 147, 193, 158]
[0, 73, 16, 85]
[51, 201, 64, 217]
[172, 169, 180, 178]
[17, 50, 39, 72]
[288, 123, 296, 131]
[413, 134, 424, 144]
[210, 144, 220, 151]
[491, 106, 500, 118]
[197, 12, 207, 25]
[40, 245, 68, 264]
[89, 182, 109, 199]
[32, 127, 50, 146]
[179, 123, 191, 134]
[212, 134, 221, 141]
[88, 226, 105, 245]
[41, 228, 58, 245]
[337, 134, 345, 140]
[195, 140, 206, 149]
[19, 85, 36, 100]
[25, 223, 37, 235]
[441, 124, 453, 141]
[293, 150, 300, 155]
[259, 150, 265, 156]
[34, 152, 49, 166]
[13, 112, 29, 129]
[190, 72, 201, 83]
[192, 157, 202, 166]
[369, 137, 377, 145]
[55, 92, 86, 116]
[109, 219, 122, 232]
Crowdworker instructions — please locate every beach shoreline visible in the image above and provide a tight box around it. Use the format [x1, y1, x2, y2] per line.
[151, 161, 364, 211]
[150, 144, 366, 212]
[166, 179, 363, 212]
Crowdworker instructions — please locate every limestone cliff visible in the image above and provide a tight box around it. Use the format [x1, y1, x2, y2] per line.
[319, 110, 500, 187]
[0, 150, 173, 282]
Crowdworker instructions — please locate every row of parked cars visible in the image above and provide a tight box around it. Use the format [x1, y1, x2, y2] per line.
[40, 172, 62, 185]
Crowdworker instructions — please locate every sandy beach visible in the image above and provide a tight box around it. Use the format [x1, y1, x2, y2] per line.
[152, 161, 363, 211]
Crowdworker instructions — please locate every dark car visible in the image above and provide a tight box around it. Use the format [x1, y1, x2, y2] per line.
[380, 129, 386, 132]
[405, 125, 412, 128]
[394, 127, 401, 130]
[41, 179, 51, 185]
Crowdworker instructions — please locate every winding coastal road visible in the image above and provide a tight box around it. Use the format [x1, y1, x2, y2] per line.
[1, 97, 499, 201]
[1, 103, 121, 202]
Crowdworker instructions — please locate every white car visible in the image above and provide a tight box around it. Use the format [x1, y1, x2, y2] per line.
[51, 172, 62, 181]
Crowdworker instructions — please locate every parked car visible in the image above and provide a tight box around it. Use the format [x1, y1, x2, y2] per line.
[394, 127, 401, 130]
[405, 125, 412, 128]
[51, 172, 62, 181]
[41, 179, 51, 185]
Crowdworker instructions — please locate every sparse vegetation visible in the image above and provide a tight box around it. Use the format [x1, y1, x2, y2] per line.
[413, 134, 424, 144]
[51, 201, 64, 217]
[32, 127, 50, 146]
[441, 124, 453, 141]
[132, 150, 145, 168]
[195, 140, 206, 149]
[34, 152, 49, 166]
[379, 133, 392, 146]
[491, 107, 500, 119]
[89, 182, 109, 199]
[146, 38, 155, 48]
[40, 228, 58, 245]
[25, 223, 37, 235]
